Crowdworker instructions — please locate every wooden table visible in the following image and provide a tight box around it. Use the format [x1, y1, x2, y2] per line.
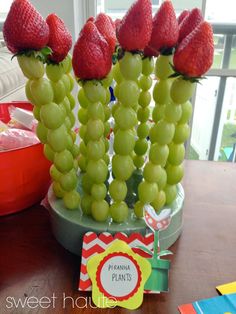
[0, 160, 236, 314]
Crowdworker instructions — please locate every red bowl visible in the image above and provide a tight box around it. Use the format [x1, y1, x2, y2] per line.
[0, 102, 51, 216]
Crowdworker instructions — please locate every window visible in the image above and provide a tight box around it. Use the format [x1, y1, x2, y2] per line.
[0, 0, 12, 23]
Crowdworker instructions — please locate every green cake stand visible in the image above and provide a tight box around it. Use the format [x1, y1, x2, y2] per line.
[47, 175, 184, 256]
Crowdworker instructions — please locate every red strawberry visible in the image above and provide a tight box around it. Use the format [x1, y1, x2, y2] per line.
[46, 14, 72, 63]
[177, 10, 190, 24]
[95, 13, 116, 53]
[3, 0, 49, 54]
[149, 1, 179, 53]
[72, 22, 112, 80]
[178, 8, 203, 43]
[144, 45, 159, 57]
[87, 16, 95, 23]
[117, 0, 152, 51]
[174, 21, 214, 77]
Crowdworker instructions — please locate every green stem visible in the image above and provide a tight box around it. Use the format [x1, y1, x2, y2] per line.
[153, 230, 159, 260]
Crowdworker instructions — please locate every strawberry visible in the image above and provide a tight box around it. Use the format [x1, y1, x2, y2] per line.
[3, 0, 49, 54]
[149, 1, 179, 54]
[178, 8, 203, 43]
[87, 16, 95, 23]
[72, 21, 112, 80]
[46, 14, 72, 63]
[117, 0, 152, 51]
[173, 21, 214, 77]
[144, 45, 159, 57]
[95, 13, 116, 53]
[177, 10, 190, 24]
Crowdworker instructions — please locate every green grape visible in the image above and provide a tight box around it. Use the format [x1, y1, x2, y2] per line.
[51, 80, 66, 103]
[133, 155, 145, 168]
[61, 74, 71, 93]
[114, 129, 135, 155]
[138, 91, 151, 108]
[30, 78, 54, 106]
[113, 84, 120, 99]
[70, 130, 77, 143]
[46, 64, 64, 82]
[118, 80, 139, 107]
[143, 162, 163, 183]
[164, 184, 177, 205]
[47, 125, 68, 152]
[152, 104, 166, 122]
[166, 164, 184, 185]
[36, 122, 48, 143]
[149, 121, 175, 145]
[137, 107, 150, 122]
[104, 121, 111, 137]
[104, 89, 111, 105]
[168, 143, 185, 165]
[149, 143, 169, 166]
[67, 134, 73, 150]
[114, 106, 137, 130]
[87, 102, 105, 121]
[91, 200, 109, 222]
[173, 124, 190, 144]
[83, 81, 106, 103]
[69, 112, 76, 128]
[63, 190, 80, 210]
[79, 141, 87, 155]
[109, 179, 127, 202]
[153, 80, 171, 105]
[78, 108, 88, 124]
[64, 117, 71, 130]
[79, 125, 87, 139]
[113, 63, 123, 83]
[138, 181, 158, 203]
[171, 78, 195, 104]
[44, 143, 54, 162]
[33, 106, 41, 121]
[111, 101, 120, 116]
[78, 154, 87, 172]
[91, 183, 107, 201]
[77, 88, 90, 108]
[63, 97, 71, 114]
[87, 139, 105, 160]
[132, 102, 139, 112]
[68, 75, 74, 93]
[50, 165, 62, 181]
[17, 55, 44, 79]
[81, 194, 92, 215]
[87, 159, 108, 184]
[156, 167, 167, 190]
[119, 52, 142, 80]
[61, 55, 71, 73]
[53, 181, 65, 198]
[82, 173, 93, 194]
[40, 102, 64, 129]
[165, 103, 182, 123]
[58, 102, 67, 119]
[102, 71, 113, 88]
[137, 123, 149, 139]
[67, 93, 76, 110]
[104, 138, 110, 152]
[104, 106, 111, 121]
[134, 139, 148, 156]
[74, 159, 79, 171]
[86, 119, 104, 141]
[155, 55, 173, 80]
[142, 57, 154, 76]
[103, 153, 110, 165]
[59, 168, 77, 191]
[25, 80, 36, 104]
[179, 101, 193, 124]
[54, 149, 74, 173]
[112, 155, 134, 181]
[151, 190, 166, 211]
[139, 75, 152, 91]
[134, 200, 145, 218]
[110, 202, 128, 223]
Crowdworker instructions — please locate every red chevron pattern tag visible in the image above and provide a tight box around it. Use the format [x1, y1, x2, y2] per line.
[78, 232, 157, 293]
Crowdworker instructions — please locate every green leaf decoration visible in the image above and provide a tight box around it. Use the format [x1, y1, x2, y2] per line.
[136, 245, 153, 256]
[157, 250, 173, 258]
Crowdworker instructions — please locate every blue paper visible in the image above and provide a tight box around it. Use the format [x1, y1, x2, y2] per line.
[193, 293, 236, 314]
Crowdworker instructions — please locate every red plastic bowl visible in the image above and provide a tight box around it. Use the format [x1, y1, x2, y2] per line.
[0, 102, 51, 216]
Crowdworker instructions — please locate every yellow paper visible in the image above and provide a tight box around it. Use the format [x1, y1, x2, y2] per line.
[87, 239, 151, 310]
[216, 281, 236, 295]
